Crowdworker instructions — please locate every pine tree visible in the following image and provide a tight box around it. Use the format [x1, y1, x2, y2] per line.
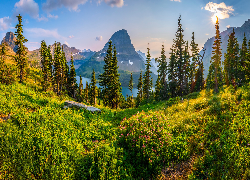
[53, 42, 62, 95]
[143, 47, 153, 101]
[128, 73, 134, 108]
[40, 40, 51, 92]
[68, 54, 78, 98]
[194, 48, 205, 92]
[155, 44, 168, 100]
[207, 16, 223, 93]
[190, 32, 200, 92]
[239, 33, 247, 85]
[99, 40, 113, 106]
[110, 46, 122, 109]
[223, 28, 240, 86]
[154, 73, 161, 101]
[89, 69, 97, 105]
[168, 49, 177, 97]
[14, 14, 28, 83]
[174, 15, 186, 96]
[78, 75, 83, 102]
[84, 81, 89, 103]
[183, 41, 190, 95]
[136, 71, 143, 107]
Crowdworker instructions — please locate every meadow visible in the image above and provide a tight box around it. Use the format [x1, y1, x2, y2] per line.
[0, 70, 250, 179]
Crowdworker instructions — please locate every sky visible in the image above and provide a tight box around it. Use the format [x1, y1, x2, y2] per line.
[1, 0, 250, 58]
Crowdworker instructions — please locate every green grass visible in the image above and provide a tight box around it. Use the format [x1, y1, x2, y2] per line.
[0, 81, 250, 179]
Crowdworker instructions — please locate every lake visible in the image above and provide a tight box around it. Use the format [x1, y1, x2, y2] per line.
[76, 76, 155, 99]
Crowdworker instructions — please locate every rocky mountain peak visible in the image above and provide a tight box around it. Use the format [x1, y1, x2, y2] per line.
[1, 32, 18, 52]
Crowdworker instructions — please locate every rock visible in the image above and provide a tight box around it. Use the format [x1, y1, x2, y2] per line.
[64, 100, 101, 113]
[1, 32, 18, 52]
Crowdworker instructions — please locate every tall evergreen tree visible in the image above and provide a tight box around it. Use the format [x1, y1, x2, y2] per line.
[183, 41, 190, 95]
[89, 69, 97, 105]
[53, 42, 62, 95]
[110, 46, 122, 109]
[143, 47, 153, 101]
[190, 32, 200, 92]
[84, 81, 89, 103]
[127, 73, 134, 108]
[173, 15, 186, 96]
[223, 28, 240, 86]
[155, 44, 168, 100]
[99, 41, 113, 106]
[40, 40, 51, 92]
[194, 48, 205, 92]
[154, 73, 161, 101]
[78, 75, 83, 102]
[207, 16, 223, 93]
[136, 71, 143, 107]
[68, 54, 78, 98]
[14, 14, 28, 83]
[239, 33, 247, 85]
[168, 49, 177, 97]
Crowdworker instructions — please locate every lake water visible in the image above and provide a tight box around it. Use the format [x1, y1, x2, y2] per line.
[76, 76, 155, 99]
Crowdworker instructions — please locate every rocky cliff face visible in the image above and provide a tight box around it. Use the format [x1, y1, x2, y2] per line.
[202, 19, 250, 77]
[1, 32, 18, 52]
[89, 29, 145, 72]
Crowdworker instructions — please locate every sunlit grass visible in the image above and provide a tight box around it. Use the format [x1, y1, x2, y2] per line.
[0, 81, 250, 179]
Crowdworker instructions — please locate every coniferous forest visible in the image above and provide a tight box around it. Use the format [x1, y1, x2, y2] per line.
[1, 14, 250, 179]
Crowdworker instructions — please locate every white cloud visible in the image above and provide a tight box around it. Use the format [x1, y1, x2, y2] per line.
[170, 0, 181, 2]
[64, 41, 70, 46]
[205, 33, 209, 35]
[14, 0, 39, 18]
[204, 2, 234, 20]
[47, 14, 58, 19]
[43, 0, 124, 11]
[104, 0, 124, 7]
[43, 0, 88, 12]
[25, 28, 65, 40]
[0, 17, 12, 31]
[37, 16, 48, 21]
[68, 35, 74, 39]
[226, 25, 231, 28]
[95, 36, 103, 41]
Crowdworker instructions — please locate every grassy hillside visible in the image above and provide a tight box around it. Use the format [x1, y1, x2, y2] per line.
[0, 80, 250, 179]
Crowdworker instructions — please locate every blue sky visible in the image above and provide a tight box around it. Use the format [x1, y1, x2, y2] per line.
[0, 0, 250, 58]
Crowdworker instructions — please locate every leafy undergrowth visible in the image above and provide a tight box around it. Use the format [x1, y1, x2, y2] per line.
[0, 82, 250, 179]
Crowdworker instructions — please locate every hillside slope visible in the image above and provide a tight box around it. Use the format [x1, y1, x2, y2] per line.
[0, 82, 250, 179]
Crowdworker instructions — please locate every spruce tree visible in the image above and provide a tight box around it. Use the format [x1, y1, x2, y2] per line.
[155, 44, 168, 100]
[190, 32, 200, 92]
[40, 40, 51, 92]
[143, 47, 153, 101]
[174, 15, 186, 96]
[78, 75, 83, 102]
[14, 14, 28, 83]
[85, 81, 89, 103]
[239, 33, 247, 85]
[109, 46, 122, 109]
[223, 28, 240, 86]
[136, 71, 143, 107]
[154, 73, 161, 101]
[128, 73, 134, 108]
[89, 69, 97, 105]
[183, 41, 190, 95]
[53, 42, 62, 95]
[68, 54, 78, 98]
[99, 40, 113, 106]
[168, 49, 177, 97]
[207, 16, 223, 93]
